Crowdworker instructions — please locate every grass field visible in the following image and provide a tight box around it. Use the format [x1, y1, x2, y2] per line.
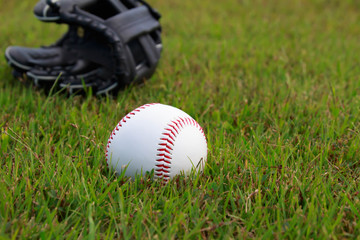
[1, 0, 360, 239]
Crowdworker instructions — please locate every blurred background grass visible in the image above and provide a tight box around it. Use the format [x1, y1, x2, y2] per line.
[0, 0, 360, 239]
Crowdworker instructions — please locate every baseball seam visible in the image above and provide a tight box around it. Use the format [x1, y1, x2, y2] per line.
[155, 116, 207, 181]
[105, 103, 159, 167]
[105, 104, 207, 181]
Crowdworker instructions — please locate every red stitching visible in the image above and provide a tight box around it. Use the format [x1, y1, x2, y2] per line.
[176, 119, 184, 128]
[157, 160, 171, 165]
[162, 133, 175, 142]
[157, 148, 171, 154]
[171, 120, 181, 129]
[158, 143, 173, 150]
[156, 164, 170, 169]
[157, 154, 171, 160]
[160, 138, 174, 146]
[105, 103, 160, 165]
[164, 128, 176, 138]
[155, 173, 170, 177]
[168, 124, 179, 134]
[155, 116, 206, 181]
[105, 104, 207, 181]
[180, 117, 186, 125]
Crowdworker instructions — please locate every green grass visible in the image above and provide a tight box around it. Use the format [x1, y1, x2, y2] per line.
[1, 0, 360, 238]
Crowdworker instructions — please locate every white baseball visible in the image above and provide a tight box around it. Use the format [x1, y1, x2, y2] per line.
[105, 103, 207, 180]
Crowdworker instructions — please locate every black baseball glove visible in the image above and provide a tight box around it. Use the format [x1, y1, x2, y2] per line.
[5, 0, 162, 95]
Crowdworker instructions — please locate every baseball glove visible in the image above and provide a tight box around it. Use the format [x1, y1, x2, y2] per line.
[5, 0, 162, 95]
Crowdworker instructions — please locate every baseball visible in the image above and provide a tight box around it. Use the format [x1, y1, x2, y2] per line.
[105, 103, 207, 180]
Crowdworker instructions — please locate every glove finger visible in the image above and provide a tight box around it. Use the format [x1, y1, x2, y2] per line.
[33, 0, 60, 22]
[59, 69, 120, 95]
[27, 65, 118, 95]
